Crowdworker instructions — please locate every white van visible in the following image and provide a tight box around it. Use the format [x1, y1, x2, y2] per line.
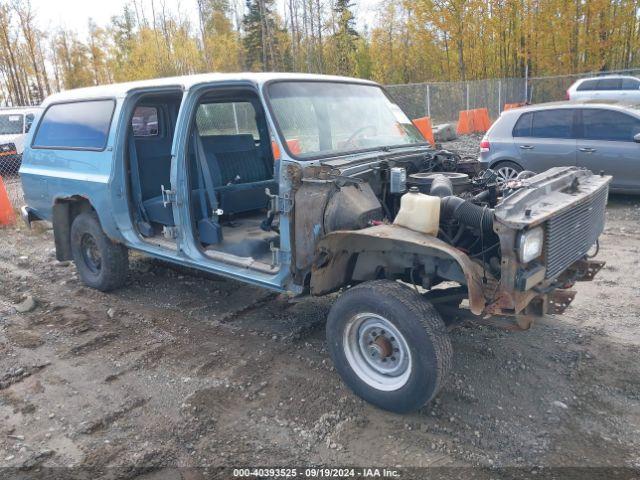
[0, 107, 40, 173]
[566, 75, 640, 102]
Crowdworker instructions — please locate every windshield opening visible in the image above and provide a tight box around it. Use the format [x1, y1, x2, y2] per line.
[267, 81, 424, 159]
[0, 114, 24, 135]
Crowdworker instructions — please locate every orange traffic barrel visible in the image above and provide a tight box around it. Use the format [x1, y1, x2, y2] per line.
[0, 176, 16, 226]
[472, 108, 491, 133]
[412, 117, 435, 145]
[456, 110, 474, 135]
[272, 139, 302, 160]
[504, 103, 525, 111]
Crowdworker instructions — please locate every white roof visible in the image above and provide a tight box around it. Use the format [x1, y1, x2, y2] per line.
[0, 106, 41, 113]
[575, 74, 639, 82]
[42, 72, 379, 106]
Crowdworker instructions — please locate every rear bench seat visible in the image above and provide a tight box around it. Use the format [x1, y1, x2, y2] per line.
[141, 133, 276, 228]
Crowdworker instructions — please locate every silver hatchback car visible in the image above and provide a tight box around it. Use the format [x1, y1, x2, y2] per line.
[479, 102, 640, 193]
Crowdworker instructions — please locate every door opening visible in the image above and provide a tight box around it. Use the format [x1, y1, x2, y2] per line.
[186, 87, 280, 271]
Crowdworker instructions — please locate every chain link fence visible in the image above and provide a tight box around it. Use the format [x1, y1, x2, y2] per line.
[1, 153, 24, 212]
[386, 68, 640, 124]
[2, 67, 640, 220]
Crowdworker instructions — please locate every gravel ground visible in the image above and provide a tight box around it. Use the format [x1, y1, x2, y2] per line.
[1, 148, 640, 478]
[437, 133, 483, 159]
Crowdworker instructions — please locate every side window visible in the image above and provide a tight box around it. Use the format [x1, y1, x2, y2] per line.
[577, 80, 598, 91]
[530, 109, 574, 139]
[132, 106, 159, 137]
[24, 113, 35, 133]
[596, 78, 622, 90]
[33, 100, 115, 150]
[195, 102, 258, 139]
[581, 109, 640, 142]
[512, 112, 532, 137]
[621, 78, 640, 90]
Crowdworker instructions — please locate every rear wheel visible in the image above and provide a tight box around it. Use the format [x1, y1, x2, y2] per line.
[326, 280, 452, 413]
[493, 160, 523, 184]
[70, 212, 129, 291]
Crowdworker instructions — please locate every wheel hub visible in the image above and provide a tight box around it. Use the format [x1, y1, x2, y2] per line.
[343, 313, 412, 391]
[496, 166, 519, 184]
[370, 335, 393, 359]
[81, 233, 102, 274]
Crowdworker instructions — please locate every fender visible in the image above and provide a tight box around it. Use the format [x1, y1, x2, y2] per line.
[310, 224, 488, 315]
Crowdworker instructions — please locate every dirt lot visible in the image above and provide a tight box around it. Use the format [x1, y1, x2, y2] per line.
[1, 181, 640, 477]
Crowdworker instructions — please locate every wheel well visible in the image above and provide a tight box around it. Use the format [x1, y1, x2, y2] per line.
[52, 196, 95, 261]
[310, 226, 488, 315]
[491, 159, 522, 170]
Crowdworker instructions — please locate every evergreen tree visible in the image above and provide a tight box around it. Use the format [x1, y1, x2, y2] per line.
[242, 0, 283, 71]
[331, 0, 359, 75]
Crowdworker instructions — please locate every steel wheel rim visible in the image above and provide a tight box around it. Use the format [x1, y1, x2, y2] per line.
[496, 165, 520, 184]
[81, 233, 102, 274]
[343, 312, 412, 391]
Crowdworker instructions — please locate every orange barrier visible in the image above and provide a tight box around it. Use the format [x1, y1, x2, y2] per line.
[457, 109, 492, 134]
[456, 110, 474, 135]
[504, 103, 525, 111]
[272, 140, 281, 160]
[412, 116, 435, 145]
[272, 139, 302, 160]
[287, 139, 302, 155]
[472, 108, 491, 133]
[0, 176, 16, 226]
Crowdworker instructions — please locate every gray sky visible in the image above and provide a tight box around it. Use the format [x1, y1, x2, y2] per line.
[31, 0, 381, 38]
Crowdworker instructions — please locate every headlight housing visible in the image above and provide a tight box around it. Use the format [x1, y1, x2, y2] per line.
[517, 227, 544, 263]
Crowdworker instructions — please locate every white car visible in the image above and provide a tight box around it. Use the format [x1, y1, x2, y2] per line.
[567, 75, 640, 102]
[0, 107, 41, 173]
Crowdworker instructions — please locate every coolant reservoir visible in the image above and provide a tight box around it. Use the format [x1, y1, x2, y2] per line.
[393, 190, 441, 236]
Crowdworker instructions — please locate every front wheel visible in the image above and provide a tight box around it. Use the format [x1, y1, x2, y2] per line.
[326, 280, 452, 413]
[493, 160, 523, 184]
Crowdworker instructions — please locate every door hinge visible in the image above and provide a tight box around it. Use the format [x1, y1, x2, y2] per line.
[270, 243, 291, 266]
[161, 184, 176, 207]
[265, 188, 293, 214]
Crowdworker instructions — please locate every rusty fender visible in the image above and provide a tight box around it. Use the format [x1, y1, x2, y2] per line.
[310, 224, 487, 315]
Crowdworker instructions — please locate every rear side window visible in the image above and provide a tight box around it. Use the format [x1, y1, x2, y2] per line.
[132, 106, 159, 137]
[512, 112, 533, 137]
[525, 109, 574, 139]
[581, 109, 640, 142]
[621, 78, 640, 89]
[33, 100, 115, 150]
[576, 79, 598, 91]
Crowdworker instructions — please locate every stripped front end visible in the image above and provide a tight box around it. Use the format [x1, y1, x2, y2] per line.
[488, 167, 610, 323]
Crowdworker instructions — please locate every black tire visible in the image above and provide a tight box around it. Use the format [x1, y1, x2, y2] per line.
[326, 280, 452, 413]
[70, 212, 129, 291]
[493, 160, 523, 184]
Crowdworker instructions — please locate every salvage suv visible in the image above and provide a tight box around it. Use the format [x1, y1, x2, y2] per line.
[20, 73, 610, 413]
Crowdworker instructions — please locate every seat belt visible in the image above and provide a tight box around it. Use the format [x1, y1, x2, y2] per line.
[194, 127, 221, 217]
[128, 133, 153, 237]
[193, 127, 223, 244]
[192, 132, 209, 219]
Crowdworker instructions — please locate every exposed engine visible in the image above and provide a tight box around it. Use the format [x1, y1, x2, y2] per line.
[318, 150, 524, 281]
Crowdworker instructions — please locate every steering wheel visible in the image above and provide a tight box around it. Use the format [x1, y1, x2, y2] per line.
[344, 124, 377, 147]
